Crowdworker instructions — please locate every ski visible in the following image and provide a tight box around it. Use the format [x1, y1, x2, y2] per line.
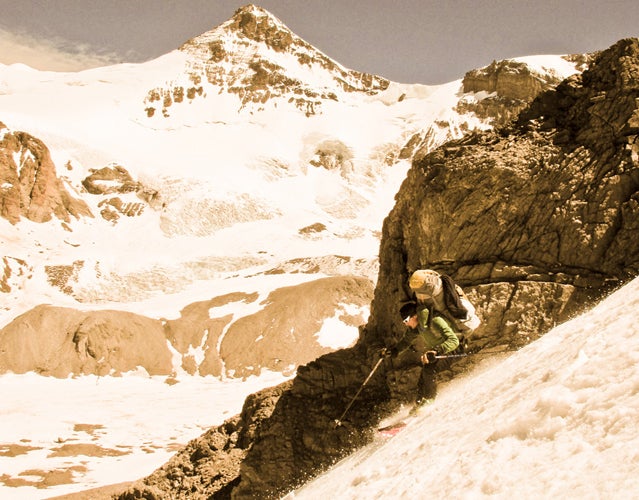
[377, 420, 409, 437]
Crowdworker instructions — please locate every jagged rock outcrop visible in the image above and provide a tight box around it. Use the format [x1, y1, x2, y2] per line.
[456, 55, 594, 128]
[81, 165, 158, 222]
[0, 276, 372, 378]
[116, 38, 639, 499]
[146, 4, 389, 117]
[0, 123, 92, 225]
[368, 38, 639, 350]
[118, 382, 292, 500]
[402, 56, 590, 164]
[1, 256, 29, 294]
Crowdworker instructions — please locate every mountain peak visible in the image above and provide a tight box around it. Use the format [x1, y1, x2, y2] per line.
[226, 4, 293, 49]
[153, 4, 389, 117]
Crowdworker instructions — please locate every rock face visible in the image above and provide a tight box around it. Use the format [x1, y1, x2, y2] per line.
[402, 55, 589, 164]
[0, 124, 92, 225]
[369, 38, 639, 353]
[82, 165, 159, 222]
[115, 39, 639, 499]
[118, 382, 291, 500]
[456, 55, 593, 128]
[0, 305, 172, 377]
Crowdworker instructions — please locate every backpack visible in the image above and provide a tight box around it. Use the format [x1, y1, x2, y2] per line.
[440, 274, 468, 319]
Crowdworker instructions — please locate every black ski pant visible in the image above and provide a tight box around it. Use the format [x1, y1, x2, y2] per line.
[417, 358, 452, 401]
[417, 362, 438, 401]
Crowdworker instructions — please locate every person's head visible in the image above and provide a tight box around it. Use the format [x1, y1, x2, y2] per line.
[399, 302, 418, 328]
[409, 269, 442, 303]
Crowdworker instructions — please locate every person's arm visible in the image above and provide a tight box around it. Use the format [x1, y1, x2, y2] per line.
[431, 316, 459, 354]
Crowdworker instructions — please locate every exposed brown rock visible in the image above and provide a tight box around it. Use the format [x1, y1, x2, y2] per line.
[220, 276, 373, 378]
[165, 292, 258, 377]
[457, 56, 597, 128]
[0, 305, 172, 377]
[81, 165, 139, 195]
[82, 165, 158, 222]
[0, 276, 373, 379]
[463, 58, 563, 100]
[1, 256, 29, 293]
[149, 5, 389, 117]
[0, 125, 92, 225]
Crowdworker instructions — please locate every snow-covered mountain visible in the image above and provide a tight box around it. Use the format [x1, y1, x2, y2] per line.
[0, 5, 579, 351]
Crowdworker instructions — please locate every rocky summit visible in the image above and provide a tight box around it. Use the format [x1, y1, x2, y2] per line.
[146, 4, 389, 117]
[115, 38, 639, 499]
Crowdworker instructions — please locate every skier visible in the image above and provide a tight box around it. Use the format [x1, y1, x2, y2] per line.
[408, 269, 480, 333]
[394, 301, 459, 413]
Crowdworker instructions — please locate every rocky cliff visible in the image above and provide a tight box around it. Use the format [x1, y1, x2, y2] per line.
[457, 54, 592, 127]
[402, 54, 588, 163]
[0, 123, 92, 226]
[115, 38, 639, 499]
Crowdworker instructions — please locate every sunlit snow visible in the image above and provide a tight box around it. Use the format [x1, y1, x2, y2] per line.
[0, 371, 290, 499]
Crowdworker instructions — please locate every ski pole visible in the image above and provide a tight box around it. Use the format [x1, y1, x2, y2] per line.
[334, 353, 385, 428]
[434, 353, 468, 359]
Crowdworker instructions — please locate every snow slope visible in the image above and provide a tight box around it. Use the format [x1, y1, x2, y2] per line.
[0, 370, 291, 499]
[289, 277, 639, 499]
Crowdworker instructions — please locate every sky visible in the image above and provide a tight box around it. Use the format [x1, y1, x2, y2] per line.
[0, 0, 637, 84]
[290, 276, 639, 499]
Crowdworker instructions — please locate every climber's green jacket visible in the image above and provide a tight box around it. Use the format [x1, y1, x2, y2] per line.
[396, 306, 459, 365]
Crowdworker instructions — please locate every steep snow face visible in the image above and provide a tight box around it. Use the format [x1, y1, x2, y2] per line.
[290, 277, 639, 499]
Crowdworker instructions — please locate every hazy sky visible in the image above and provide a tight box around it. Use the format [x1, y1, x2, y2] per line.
[0, 0, 637, 84]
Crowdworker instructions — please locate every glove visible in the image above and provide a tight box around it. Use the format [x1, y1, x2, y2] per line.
[421, 351, 437, 364]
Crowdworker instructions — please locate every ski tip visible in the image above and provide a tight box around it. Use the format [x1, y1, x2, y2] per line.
[377, 421, 408, 437]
